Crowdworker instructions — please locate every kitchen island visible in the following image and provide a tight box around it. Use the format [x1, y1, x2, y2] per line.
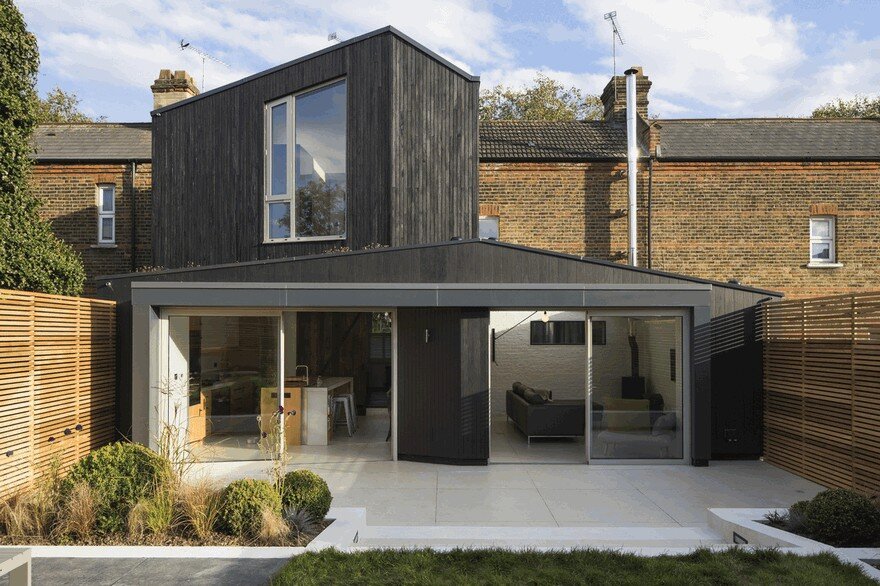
[303, 377, 354, 445]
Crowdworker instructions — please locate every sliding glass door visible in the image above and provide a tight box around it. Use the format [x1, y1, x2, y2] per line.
[587, 312, 686, 461]
[167, 314, 281, 462]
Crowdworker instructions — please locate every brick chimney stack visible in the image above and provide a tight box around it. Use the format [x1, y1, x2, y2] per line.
[600, 66, 651, 122]
[151, 69, 199, 110]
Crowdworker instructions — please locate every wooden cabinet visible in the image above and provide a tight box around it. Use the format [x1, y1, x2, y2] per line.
[188, 391, 208, 443]
[260, 386, 302, 446]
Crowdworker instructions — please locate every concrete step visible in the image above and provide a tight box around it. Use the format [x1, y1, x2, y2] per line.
[353, 525, 726, 550]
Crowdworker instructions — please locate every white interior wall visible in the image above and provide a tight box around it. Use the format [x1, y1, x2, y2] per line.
[636, 317, 682, 412]
[588, 317, 631, 404]
[489, 311, 586, 417]
[591, 316, 682, 411]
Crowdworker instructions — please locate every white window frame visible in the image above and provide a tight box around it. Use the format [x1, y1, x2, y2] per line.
[478, 215, 500, 240]
[97, 184, 115, 244]
[263, 78, 347, 244]
[809, 216, 836, 265]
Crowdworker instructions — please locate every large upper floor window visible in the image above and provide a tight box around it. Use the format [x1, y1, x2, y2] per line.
[265, 79, 347, 242]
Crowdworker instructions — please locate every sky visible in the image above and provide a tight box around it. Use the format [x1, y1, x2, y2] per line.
[17, 0, 880, 122]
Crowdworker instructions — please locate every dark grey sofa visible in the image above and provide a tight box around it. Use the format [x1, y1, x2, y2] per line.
[506, 387, 585, 442]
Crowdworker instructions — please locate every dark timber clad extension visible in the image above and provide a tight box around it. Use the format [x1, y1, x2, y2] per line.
[151, 28, 478, 269]
[99, 240, 778, 462]
[103, 27, 777, 465]
[390, 41, 479, 245]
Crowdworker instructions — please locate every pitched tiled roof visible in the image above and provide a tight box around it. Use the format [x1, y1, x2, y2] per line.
[31, 123, 152, 161]
[479, 120, 633, 160]
[655, 118, 880, 161]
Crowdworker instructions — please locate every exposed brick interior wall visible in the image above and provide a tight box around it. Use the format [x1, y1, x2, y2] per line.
[30, 162, 152, 291]
[479, 160, 880, 298]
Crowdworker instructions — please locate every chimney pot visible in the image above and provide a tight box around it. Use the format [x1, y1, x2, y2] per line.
[151, 69, 199, 111]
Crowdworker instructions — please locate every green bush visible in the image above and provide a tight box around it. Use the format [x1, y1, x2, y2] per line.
[787, 499, 810, 533]
[801, 489, 880, 547]
[280, 470, 332, 521]
[0, 0, 85, 295]
[218, 479, 281, 537]
[61, 442, 171, 534]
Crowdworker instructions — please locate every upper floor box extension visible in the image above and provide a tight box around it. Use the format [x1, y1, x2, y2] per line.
[151, 27, 479, 269]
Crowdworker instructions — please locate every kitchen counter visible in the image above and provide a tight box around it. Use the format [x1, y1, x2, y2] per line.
[304, 377, 353, 392]
[303, 377, 353, 445]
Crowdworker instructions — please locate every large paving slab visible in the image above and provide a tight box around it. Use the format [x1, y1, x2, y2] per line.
[0, 557, 287, 586]
[191, 459, 824, 528]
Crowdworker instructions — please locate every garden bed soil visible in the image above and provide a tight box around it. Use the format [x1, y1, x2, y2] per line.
[762, 518, 880, 549]
[0, 520, 331, 547]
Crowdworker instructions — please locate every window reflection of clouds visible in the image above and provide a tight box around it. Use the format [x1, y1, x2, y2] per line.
[295, 81, 346, 175]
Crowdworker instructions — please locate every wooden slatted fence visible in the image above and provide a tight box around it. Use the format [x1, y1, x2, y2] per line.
[762, 291, 880, 495]
[0, 289, 116, 500]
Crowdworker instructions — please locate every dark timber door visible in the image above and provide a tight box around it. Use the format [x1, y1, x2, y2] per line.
[397, 308, 488, 464]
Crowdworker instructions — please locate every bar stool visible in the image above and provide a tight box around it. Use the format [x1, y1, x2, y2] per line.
[337, 392, 357, 432]
[332, 396, 354, 437]
[343, 393, 358, 431]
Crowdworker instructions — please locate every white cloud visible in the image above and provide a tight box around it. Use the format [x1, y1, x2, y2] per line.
[790, 34, 880, 116]
[563, 0, 809, 116]
[17, 0, 880, 120]
[19, 0, 508, 88]
[17, 0, 511, 119]
[478, 66, 608, 95]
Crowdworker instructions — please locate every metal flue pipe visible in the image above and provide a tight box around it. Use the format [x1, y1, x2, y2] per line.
[625, 67, 638, 267]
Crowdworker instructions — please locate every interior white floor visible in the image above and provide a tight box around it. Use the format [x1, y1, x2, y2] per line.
[490, 416, 586, 464]
[193, 459, 824, 528]
[190, 411, 392, 463]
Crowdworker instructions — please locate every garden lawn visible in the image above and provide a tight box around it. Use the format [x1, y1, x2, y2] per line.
[272, 548, 874, 586]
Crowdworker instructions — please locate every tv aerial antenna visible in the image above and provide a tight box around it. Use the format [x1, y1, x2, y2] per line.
[603, 11, 625, 100]
[179, 39, 230, 91]
[328, 32, 344, 43]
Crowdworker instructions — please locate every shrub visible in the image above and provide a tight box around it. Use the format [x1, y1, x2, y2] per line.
[801, 489, 880, 547]
[280, 470, 332, 521]
[177, 478, 222, 540]
[128, 485, 177, 538]
[1, 456, 64, 538]
[0, 490, 55, 538]
[54, 482, 97, 540]
[217, 479, 281, 537]
[787, 499, 810, 533]
[258, 507, 289, 545]
[284, 506, 320, 537]
[61, 442, 171, 534]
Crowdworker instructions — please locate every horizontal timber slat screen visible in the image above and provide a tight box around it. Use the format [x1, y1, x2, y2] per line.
[0, 289, 116, 500]
[762, 291, 880, 495]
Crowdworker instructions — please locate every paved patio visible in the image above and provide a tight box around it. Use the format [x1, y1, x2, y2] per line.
[193, 459, 824, 528]
[0, 558, 287, 586]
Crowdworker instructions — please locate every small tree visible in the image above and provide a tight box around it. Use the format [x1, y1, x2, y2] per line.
[812, 95, 880, 119]
[0, 0, 85, 295]
[36, 86, 103, 123]
[479, 73, 602, 121]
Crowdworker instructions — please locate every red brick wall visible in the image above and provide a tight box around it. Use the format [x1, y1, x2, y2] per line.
[479, 160, 880, 298]
[30, 162, 152, 291]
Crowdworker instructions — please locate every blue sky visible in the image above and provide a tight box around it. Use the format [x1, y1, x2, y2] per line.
[18, 0, 880, 122]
